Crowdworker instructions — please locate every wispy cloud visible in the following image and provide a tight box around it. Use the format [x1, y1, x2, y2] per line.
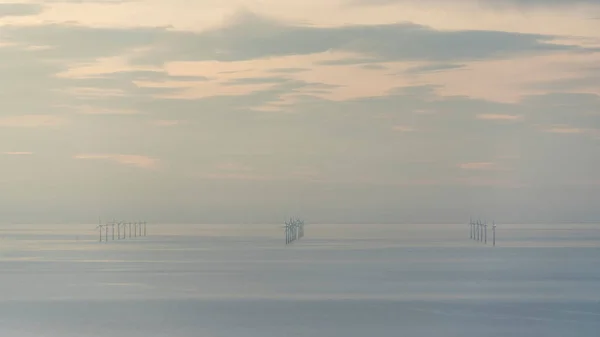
[541, 125, 588, 134]
[73, 154, 159, 169]
[150, 120, 182, 126]
[476, 114, 523, 121]
[2, 151, 33, 155]
[0, 115, 66, 128]
[66, 105, 138, 115]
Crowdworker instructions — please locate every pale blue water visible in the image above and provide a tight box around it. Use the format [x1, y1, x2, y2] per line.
[0, 223, 599, 336]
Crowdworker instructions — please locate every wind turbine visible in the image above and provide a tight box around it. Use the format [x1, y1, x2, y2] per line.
[492, 221, 496, 246]
[480, 220, 484, 242]
[479, 220, 483, 242]
[298, 219, 304, 239]
[284, 219, 294, 244]
[288, 218, 294, 243]
[294, 218, 300, 241]
[469, 217, 473, 239]
[292, 218, 297, 242]
[96, 224, 104, 242]
[484, 221, 488, 244]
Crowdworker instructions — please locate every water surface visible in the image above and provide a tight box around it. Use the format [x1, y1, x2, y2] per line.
[0, 223, 599, 336]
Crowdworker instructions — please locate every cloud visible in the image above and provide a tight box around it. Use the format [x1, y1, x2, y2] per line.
[0, 24, 167, 61]
[73, 154, 158, 169]
[541, 125, 588, 134]
[404, 63, 465, 74]
[0, 115, 66, 127]
[223, 76, 291, 86]
[57, 104, 139, 115]
[476, 114, 523, 121]
[150, 120, 181, 126]
[0, 3, 43, 18]
[2, 11, 593, 67]
[267, 67, 309, 74]
[174, 12, 592, 63]
[479, 0, 600, 8]
[529, 72, 600, 92]
[2, 151, 32, 155]
[44, 0, 137, 2]
[521, 93, 600, 130]
[349, 0, 600, 7]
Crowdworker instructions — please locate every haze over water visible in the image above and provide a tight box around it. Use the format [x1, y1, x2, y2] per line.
[1, 223, 599, 336]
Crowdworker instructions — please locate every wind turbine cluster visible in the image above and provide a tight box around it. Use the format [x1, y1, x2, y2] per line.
[469, 218, 496, 246]
[96, 220, 147, 243]
[284, 218, 305, 245]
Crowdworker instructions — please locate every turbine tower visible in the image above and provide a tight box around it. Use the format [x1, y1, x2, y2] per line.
[469, 217, 473, 239]
[96, 224, 104, 242]
[492, 221, 496, 247]
[484, 222, 488, 244]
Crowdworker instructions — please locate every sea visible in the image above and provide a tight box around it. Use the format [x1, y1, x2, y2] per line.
[0, 223, 599, 336]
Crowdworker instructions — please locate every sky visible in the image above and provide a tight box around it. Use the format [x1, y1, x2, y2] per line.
[0, 0, 599, 224]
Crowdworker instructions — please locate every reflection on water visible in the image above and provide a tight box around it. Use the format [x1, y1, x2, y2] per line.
[0, 223, 599, 336]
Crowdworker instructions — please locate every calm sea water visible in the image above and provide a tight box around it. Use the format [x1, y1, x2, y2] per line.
[0, 223, 599, 336]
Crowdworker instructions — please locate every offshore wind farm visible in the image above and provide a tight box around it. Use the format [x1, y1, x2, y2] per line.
[1, 222, 600, 337]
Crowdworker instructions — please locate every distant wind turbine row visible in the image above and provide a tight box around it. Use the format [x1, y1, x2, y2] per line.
[96, 220, 147, 243]
[469, 217, 496, 246]
[283, 218, 305, 245]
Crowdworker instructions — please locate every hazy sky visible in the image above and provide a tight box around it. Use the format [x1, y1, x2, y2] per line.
[0, 0, 599, 224]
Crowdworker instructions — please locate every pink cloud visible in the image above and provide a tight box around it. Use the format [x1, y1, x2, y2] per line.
[476, 114, 522, 121]
[2, 151, 33, 155]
